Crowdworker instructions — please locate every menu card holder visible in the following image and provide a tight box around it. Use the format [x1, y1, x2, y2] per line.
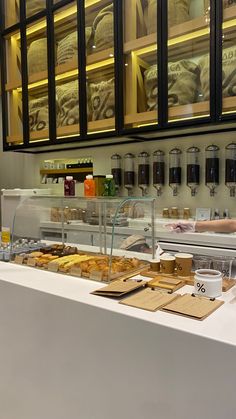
[91, 278, 146, 298]
[120, 288, 179, 312]
[162, 293, 224, 320]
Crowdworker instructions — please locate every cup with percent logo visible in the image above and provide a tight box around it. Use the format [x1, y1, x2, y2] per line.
[194, 269, 222, 298]
[175, 253, 193, 277]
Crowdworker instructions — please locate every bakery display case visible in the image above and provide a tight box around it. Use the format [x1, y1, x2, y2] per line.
[11, 195, 156, 282]
[1, 1, 236, 150]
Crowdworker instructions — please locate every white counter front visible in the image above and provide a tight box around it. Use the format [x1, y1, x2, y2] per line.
[0, 262, 236, 419]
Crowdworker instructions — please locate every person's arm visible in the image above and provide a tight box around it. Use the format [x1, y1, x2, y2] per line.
[195, 219, 236, 233]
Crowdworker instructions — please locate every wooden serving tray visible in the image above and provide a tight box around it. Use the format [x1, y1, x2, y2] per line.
[147, 276, 184, 293]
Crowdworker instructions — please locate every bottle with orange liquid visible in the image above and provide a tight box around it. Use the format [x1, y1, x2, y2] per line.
[84, 175, 96, 196]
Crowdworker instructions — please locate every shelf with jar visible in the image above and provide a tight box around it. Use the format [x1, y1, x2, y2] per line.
[40, 158, 93, 185]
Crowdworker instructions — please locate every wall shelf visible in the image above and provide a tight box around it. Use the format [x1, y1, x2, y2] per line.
[40, 168, 93, 175]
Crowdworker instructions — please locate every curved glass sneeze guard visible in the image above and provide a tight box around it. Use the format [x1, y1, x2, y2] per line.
[11, 195, 156, 282]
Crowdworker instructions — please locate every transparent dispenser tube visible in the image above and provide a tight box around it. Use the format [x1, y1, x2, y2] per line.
[111, 154, 122, 192]
[153, 150, 165, 196]
[225, 142, 236, 197]
[205, 144, 219, 196]
[169, 148, 182, 196]
[138, 151, 150, 196]
[124, 153, 135, 196]
[186, 146, 200, 196]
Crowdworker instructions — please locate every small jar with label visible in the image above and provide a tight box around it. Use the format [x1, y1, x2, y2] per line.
[64, 176, 75, 196]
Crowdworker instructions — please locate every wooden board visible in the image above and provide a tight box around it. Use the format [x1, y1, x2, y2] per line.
[120, 288, 179, 312]
[147, 276, 184, 293]
[162, 293, 224, 321]
[91, 278, 146, 298]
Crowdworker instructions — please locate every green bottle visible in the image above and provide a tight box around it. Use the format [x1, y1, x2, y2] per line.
[103, 174, 116, 196]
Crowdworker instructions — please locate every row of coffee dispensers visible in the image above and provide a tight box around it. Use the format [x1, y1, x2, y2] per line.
[111, 143, 236, 197]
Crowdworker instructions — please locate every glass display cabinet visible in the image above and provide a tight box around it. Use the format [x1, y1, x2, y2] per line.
[10, 195, 156, 282]
[1, 1, 236, 150]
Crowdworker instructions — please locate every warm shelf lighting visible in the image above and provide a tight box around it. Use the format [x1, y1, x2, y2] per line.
[85, 0, 103, 7]
[169, 114, 210, 122]
[55, 69, 78, 82]
[223, 18, 236, 30]
[134, 45, 157, 56]
[88, 128, 115, 134]
[17, 78, 48, 92]
[86, 57, 114, 72]
[168, 27, 210, 47]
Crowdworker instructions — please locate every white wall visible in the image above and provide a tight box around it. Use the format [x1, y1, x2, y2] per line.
[34, 130, 236, 218]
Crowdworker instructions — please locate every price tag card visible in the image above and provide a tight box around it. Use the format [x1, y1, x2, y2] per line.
[15, 255, 24, 265]
[162, 293, 224, 320]
[70, 267, 82, 277]
[90, 271, 103, 281]
[27, 258, 36, 267]
[48, 263, 59, 273]
[120, 289, 179, 312]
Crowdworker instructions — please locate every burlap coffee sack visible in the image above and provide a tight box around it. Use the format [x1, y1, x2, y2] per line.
[147, 0, 190, 34]
[57, 80, 79, 126]
[204, 0, 236, 13]
[26, 0, 45, 16]
[93, 5, 113, 51]
[168, 60, 199, 106]
[199, 47, 236, 100]
[89, 78, 115, 120]
[29, 96, 49, 131]
[28, 38, 48, 75]
[57, 27, 92, 65]
[144, 64, 158, 111]
[144, 60, 199, 110]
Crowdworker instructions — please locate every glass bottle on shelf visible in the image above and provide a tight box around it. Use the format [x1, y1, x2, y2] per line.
[124, 153, 135, 196]
[169, 148, 182, 196]
[225, 142, 236, 197]
[153, 150, 165, 196]
[186, 146, 200, 196]
[111, 154, 122, 192]
[205, 145, 220, 196]
[138, 152, 150, 196]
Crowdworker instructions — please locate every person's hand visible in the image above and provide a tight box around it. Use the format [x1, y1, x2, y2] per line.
[165, 221, 196, 233]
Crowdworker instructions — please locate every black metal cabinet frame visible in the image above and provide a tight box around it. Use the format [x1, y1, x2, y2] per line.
[0, 0, 234, 152]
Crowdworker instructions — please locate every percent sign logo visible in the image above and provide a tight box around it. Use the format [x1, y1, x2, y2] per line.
[92, 91, 115, 120]
[197, 282, 205, 293]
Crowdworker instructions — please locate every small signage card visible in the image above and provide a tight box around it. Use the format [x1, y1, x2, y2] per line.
[15, 255, 24, 265]
[195, 208, 211, 221]
[27, 258, 36, 267]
